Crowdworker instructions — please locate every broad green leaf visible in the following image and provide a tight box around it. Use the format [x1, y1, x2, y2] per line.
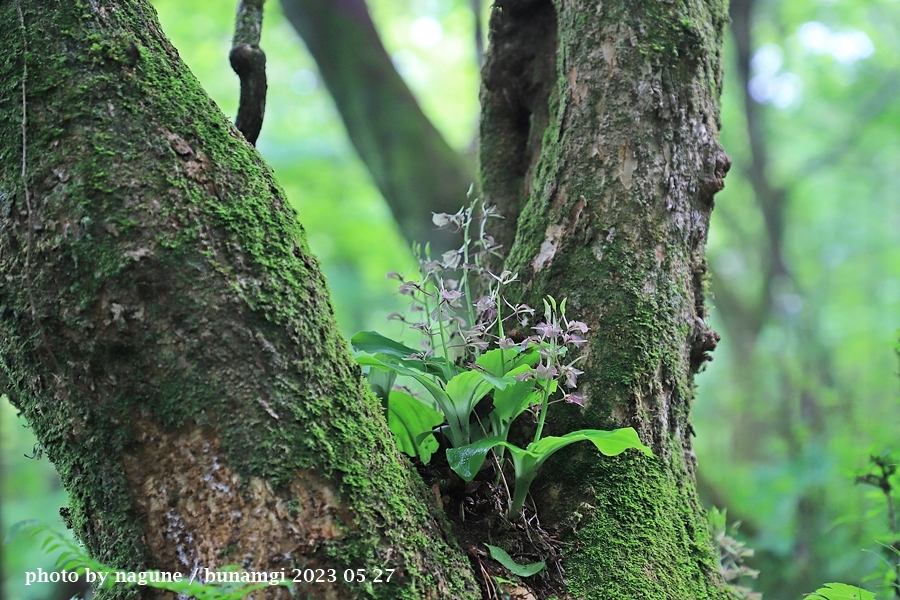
[355, 353, 423, 378]
[527, 428, 653, 468]
[807, 583, 875, 600]
[356, 353, 468, 445]
[352, 331, 452, 378]
[387, 391, 442, 463]
[351, 330, 420, 359]
[491, 365, 539, 421]
[445, 370, 495, 410]
[366, 368, 396, 406]
[449, 428, 653, 520]
[355, 354, 450, 405]
[446, 436, 506, 481]
[476, 347, 539, 377]
[485, 544, 546, 577]
[489, 379, 556, 453]
[502, 442, 541, 482]
[446, 437, 541, 483]
[476, 370, 517, 391]
[442, 370, 495, 445]
[476, 348, 520, 377]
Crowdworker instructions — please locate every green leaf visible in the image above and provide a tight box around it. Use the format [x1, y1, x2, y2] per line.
[355, 354, 451, 410]
[352, 331, 452, 379]
[490, 365, 537, 425]
[60, 559, 83, 571]
[485, 544, 546, 577]
[476, 370, 517, 391]
[366, 368, 396, 406]
[476, 347, 539, 377]
[387, 391, 443, 463]
[351, 330, 420, 359]
[475, 348, 519, 377]
[527, 428, 653, 469]
[446, 436, 506, 481]
[355, 353, 421, 376]
[443, 370, 495, 445]
[359, 353, 487, 447]
[807, 583, 875, 600]
[449, 428, 652, 518]
[446, 370, 495, 411]
[355, 351, 437, 379]
[455, 429, 651, 486]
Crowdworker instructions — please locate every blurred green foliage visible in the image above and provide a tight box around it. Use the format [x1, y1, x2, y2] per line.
[2, 0, 898, 599]
[2, 395, 72, 600]
[695, 0, 900, 597]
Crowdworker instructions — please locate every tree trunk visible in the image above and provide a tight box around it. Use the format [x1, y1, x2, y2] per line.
[479, 0, 733, 596]
[0, 2, 478, 598]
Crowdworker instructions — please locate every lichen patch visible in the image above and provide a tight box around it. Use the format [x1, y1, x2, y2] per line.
[165, 131, 194, 156]
[532, 224, 564, 273]
[617, 142, 638, 190]
[122, 417, 347, 577]
[568, 65, 589, 107]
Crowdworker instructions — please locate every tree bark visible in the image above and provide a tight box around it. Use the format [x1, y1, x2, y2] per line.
[0, 1, 478, 598]
[279, 0, 476, 255]
[479, 0, 733, 596]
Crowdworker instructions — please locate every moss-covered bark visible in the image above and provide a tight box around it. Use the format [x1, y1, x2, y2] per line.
[479, 0, 733, 597]
[0, 2, 478, 598]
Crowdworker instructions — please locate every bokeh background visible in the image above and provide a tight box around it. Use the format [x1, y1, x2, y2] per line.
[3, 0, 898, 598]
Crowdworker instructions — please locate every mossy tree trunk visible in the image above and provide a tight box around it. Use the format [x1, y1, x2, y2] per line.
[0, 2, 478, 598]
[479, 0, 733, 597]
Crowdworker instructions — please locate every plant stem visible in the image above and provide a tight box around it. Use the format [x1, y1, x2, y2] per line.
[508, 474, 536, 518]
[461, 201, 478, 333]
[491, 451, 510, 497]
[532, 337, 557, 444]
[495, 282, 507, 374]
[435, 296, 452, 371]
[416, 246, 439, 359]
[532, 380, 551, 444]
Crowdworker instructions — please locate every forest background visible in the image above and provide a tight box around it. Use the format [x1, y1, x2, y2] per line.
[1, 0, 898, 598]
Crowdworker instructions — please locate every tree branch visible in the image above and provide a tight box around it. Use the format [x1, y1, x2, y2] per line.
[729, 0, 792, 332]
[472, 0, 484, 66]
[788, 76, 900, 187]
[230, 0, 267, 145]
[279, 0, 475, 254]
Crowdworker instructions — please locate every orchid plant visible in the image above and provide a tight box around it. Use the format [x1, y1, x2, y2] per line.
[352, 200, 651, 517]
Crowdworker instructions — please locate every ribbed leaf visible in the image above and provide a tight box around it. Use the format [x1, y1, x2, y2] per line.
[485, 544, 546, 577]
[807, 583, 874, 600]
[387, 391, 442, 463]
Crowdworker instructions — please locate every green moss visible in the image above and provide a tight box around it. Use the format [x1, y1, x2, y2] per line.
[564, 450, 725, 598]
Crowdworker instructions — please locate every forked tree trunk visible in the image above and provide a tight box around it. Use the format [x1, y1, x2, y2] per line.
[0, 2, 478, 598]
[480, 0, 732, 596]
[1, 0, 732, 598]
